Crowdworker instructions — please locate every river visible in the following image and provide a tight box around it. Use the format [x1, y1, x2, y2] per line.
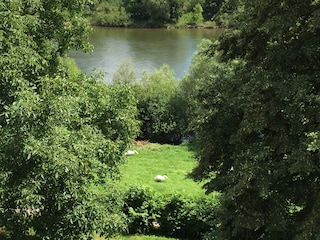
[69, 27, 223, 82]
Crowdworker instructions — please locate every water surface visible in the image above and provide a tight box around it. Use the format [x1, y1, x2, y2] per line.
[69, 27, 223, 82]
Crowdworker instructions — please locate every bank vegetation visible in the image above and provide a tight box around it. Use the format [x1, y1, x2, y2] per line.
[87, 0, 225, 28]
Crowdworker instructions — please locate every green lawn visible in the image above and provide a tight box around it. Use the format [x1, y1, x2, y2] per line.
[119, 142, 207, 198]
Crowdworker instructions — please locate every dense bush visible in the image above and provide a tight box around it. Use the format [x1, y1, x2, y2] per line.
[90, 2, 131, 27]
[122, 185, 217, 239]
[122, 185, 163, 234]
[112, 64, 184, 144]
[202, 0, 224, 21]
[123, 0, 180, 26]
[159, 194, 217, 239]
[136, 66, 182, 143]
[176, 3, 203, 26]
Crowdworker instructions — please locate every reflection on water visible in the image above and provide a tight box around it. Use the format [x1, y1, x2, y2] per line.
[69, 27, 223, 82]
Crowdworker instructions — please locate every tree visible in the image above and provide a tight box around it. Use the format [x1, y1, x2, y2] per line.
[186, 0, 320, 239]
[91, 1, 131, 27]
[135, 65, 179, 143]
[192, 3, 204, 24]
[168, 0, 185, 23]
[0, 1, 139, 239]
[112, 61, 138, 85]
[123, 0, 172, 25]
[202, 0, 224, 21]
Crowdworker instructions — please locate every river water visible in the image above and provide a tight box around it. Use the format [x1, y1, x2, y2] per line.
[69, 27, 223, 82]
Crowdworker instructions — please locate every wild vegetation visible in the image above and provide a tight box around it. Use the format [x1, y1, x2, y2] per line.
[1, 0, 320, 239]
[112, 64, 187, 144]
[0, 1, 139, 239]
[181, 0, 320, 239]
[88, 0, 225, 27]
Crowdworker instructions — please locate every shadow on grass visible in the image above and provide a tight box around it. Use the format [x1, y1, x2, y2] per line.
[184, 140, 200, 153]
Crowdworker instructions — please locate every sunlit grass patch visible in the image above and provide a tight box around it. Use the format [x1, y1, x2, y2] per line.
[119, 142, 207, 198]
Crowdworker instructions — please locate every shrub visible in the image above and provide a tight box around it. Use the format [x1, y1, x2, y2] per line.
[176, 4, 204, 26]
[177, 12, 194, 27]
[135, 66, 181, 143]
[159, 194, 217, 239]
[122, 185, 164, 234]
[122, 186, 218, 239]
[91, 2, 131, 27]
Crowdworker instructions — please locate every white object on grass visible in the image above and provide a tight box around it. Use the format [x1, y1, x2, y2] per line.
[154, 175, 168, 182]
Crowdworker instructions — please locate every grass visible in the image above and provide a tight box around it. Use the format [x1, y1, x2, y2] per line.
[119, 141, 208, 198]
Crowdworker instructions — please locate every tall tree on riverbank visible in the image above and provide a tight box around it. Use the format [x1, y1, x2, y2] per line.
[185, 0, 320, 238]
[0, 1, 139, 239]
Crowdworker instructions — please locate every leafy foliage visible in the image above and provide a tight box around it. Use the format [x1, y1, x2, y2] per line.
[185, 0, 320, 239]
[135, 66, 180, 143]
[123, 185, 163, 235]
[158, 194, 216, 239]
[192, 3, 204, 24]
[176, 3, 205, 27]
[122, 185, 217, 239]
[90, 2, 131, 27]
[0, 1, 139, 239]
[122, 0, 179, 26]
[89, 0, 225, 27]
[112, 63, 187, 144]
[202, 0, 224, 21]
[112, 61, 138, 86]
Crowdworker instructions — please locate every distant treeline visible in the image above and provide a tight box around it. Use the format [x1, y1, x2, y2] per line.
[87, 0, 225, 27]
